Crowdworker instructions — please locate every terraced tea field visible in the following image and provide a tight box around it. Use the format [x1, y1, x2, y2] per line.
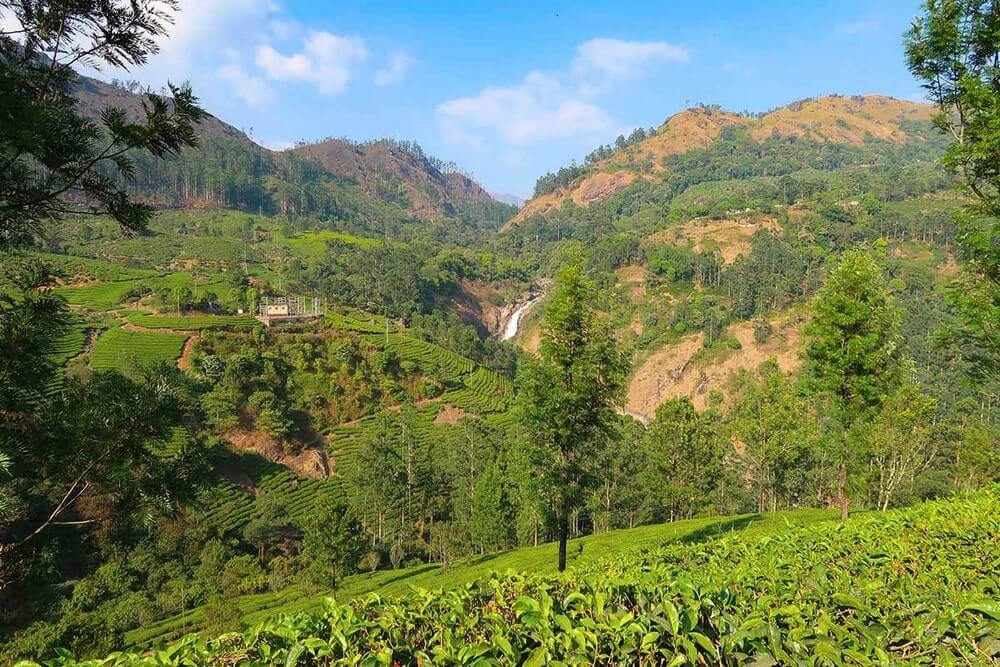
[124, 505, 840, 649]
[195, 452, 344, 534]
[53, 272, 239, 312]
[324, 327, 515, 477]
[281, 230, 380, 256]
[126, 313, 260, 330]
[53, 280, 148, 310]
[30, 252, 159, 283]
[368, 332, 476, 378]
[89, 326, 188, 370]
[106, 488, 1000, 664]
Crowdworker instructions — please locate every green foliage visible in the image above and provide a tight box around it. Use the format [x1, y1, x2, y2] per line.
[518, 262, 628, 570]
[865, 380, 940, 510]
[729, 361, 823, 512]
[805, 250, 903, 428]
[533, 163, 587, 198]
[640, 398, 724, 521]
[241, 493, 295, 563]
[27, 487, 1000, 665]
[669, 292, 728, 343]
[906, 0, 1000, 380]
[805, 249, 904, 518]
[0, 260, 73, 410]
[0, 2, 204, 247]
[300, 497, 366, 588]
[283, 230, 380, 254]
[246, 390, 293, 439]
[727, 231, 823, 319]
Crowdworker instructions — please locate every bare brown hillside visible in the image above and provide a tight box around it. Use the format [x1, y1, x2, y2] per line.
[290, 139, 499, 222]
[72, 76, 250, 142]
[626, 316, 804, 418]
[645, 215, 783, 264]
[507, 95, 935, 229]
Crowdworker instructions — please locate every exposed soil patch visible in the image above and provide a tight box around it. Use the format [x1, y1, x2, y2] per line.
[433, 404, 471, 425]
[752, 95, 933, 145]
[629, 312, 645, 336]
[572, 171, 636, 205]
[937, 254, 960, 278]
[646, 216, 782, 264]
[503, 190, 565, 229]
[223, 427, 330, 480]
[626, 317, 803, 417]
[615, 265, 649, 300]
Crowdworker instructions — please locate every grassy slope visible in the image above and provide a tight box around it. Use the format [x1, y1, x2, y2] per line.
[127, 507, 836, 647]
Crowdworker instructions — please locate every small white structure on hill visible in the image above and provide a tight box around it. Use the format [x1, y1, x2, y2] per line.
[257, 296, 323, 325]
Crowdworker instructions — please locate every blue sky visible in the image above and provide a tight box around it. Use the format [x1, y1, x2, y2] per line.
[87, 0, 930, 198]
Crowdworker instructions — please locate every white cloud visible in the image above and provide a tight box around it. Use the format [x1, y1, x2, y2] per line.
[269, 18, 299, 41]
[374, 51, 415, 86]
[256, 31, 368, 94]
[437, 71, 614, 146]
[0, 7, 23, 35]
[836, 19, 880, 35]
[152, 0, 279, 76]
[436, 36, 688, 149]
[216, 64, 275, 106]
[572, 38, 690, 80]
[76, 0, 280, 98]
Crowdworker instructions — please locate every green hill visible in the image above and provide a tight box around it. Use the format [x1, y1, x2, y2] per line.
[71, 74, 517, 230]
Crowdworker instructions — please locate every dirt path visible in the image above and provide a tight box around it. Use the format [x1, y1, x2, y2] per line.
[177, 335, 197, 371]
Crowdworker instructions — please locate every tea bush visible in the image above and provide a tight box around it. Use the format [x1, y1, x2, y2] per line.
[22, 487, 999, 665]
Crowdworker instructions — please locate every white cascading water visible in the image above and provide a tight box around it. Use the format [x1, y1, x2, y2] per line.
[501, 297, 539, 340]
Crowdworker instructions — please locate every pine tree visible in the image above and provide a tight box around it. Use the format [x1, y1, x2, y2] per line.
[517, 262, 627, 571]
[805, 249, 903, 520]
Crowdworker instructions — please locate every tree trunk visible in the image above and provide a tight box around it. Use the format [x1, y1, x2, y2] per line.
[838, 459, 849, 521]
[557, 503, 569, 572]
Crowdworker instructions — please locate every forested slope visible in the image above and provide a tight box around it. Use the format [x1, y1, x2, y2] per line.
[73, 75, 516, 230]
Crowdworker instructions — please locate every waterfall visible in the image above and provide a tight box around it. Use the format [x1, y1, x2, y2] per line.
[501, 296, 540, 341]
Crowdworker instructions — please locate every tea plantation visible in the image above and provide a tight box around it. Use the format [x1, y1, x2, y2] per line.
[22, 487, 999, 665]
[89, 326, 188, 371]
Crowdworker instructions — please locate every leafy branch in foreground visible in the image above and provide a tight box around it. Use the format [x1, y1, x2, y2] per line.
[905, 0, 1000, 380]
[0, 0, 204, 248]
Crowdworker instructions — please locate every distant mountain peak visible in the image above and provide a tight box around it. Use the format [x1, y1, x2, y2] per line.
[490, 193, 525, 208]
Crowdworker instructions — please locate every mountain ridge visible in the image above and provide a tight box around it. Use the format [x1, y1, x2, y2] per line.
[71, 74, 511, 224]
[506, 94, 936, 229]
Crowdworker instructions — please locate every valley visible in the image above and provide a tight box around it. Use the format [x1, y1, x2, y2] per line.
[2, 2, 999, 664]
